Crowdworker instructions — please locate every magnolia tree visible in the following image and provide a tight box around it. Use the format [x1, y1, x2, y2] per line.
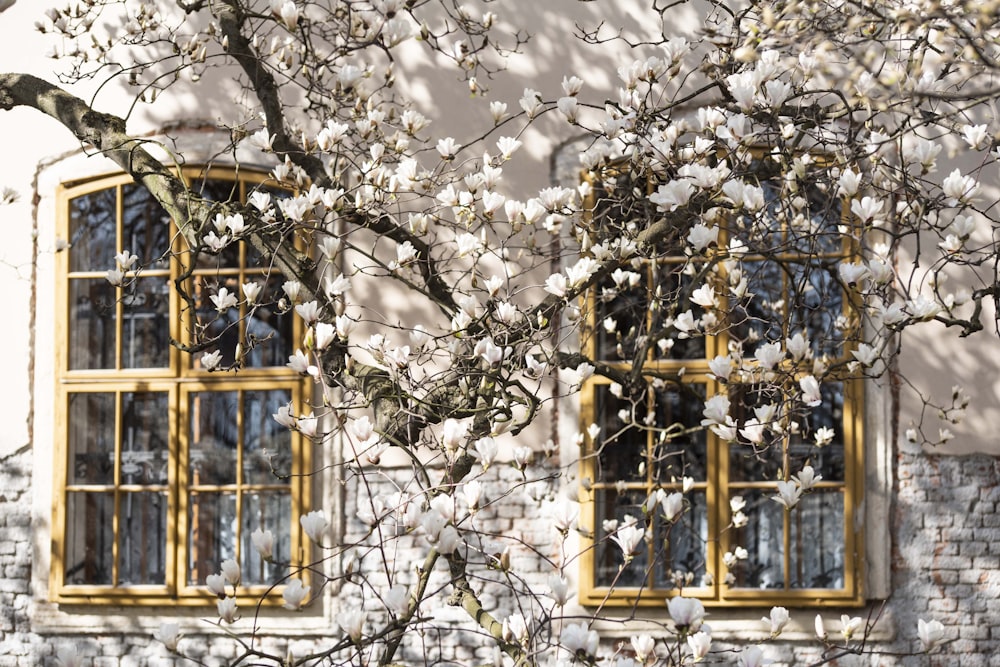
[3, 0, 997, 664]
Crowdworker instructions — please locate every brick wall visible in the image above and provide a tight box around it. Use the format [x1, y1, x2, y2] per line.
[5, 444, 1000, 665]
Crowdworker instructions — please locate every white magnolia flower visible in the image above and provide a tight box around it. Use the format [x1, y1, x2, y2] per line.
[611, 523, 644, 559]
[763, 606, 790, 636]
[667, 596, 705, 631]
[560, 623, 599, 657]
[300, 510, 328, 543]
[918, 617, 945, 650]
[282, 578, 310, 610]
[840, 614, 863, 640]
[217, 596, 238, 623]
[650, 179, 695, 211]
[251, 528, 274, 560]
[687, 631, 712, 660]
[773, 480, 802, 509]
[155, 622, 182, 652]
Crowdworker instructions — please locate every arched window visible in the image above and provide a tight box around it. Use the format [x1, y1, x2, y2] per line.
[53, 169, 310, 604]
[578, 167, 865, 607]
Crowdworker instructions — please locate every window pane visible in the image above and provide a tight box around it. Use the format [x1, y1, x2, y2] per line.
[787, 263, 844, 358]
[69, 188, 117, 273]
[118, 491, 167, 585]
[121, 277, 171, 368]
[121, 392, 169, 485]
[244, 274, 294, 368]
[241, 491, 291, 585]
[593, 488, 647, 588]
[652, 384, 707, 482]
[122, 184, 170, 270]
[244, 390, 293, 485]
[190, 276, 242, 368]
[653, 490, 708, 588]
[69, 278, 116, 370]
[594, 284, 647, 361]
[189, 392, 239, 486]
[68, 392, 115, 485]
[730, 260, 785, 348]
[651, 263, 706, 360]
[188, 491, 237, 586]
[789, 491, 844, 589]
[594, 385, 646, 483]
[64, 491, 114, 585]
[729, 490, 785, 589]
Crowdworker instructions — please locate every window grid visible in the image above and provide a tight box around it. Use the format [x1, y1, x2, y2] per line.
[578, 181, 864, 607]
[53, 170, 309, 605]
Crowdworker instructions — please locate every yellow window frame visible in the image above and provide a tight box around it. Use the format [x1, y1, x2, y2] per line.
[52, 168, 311, 605]
[576, 167, 865, 608]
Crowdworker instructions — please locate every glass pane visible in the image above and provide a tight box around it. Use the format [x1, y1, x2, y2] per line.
[594, 385, 646, 483]
[118, 491, 167, 585]
[788, 185, 844, 255]
[188, 492, 237, 586]
[651, 263, 706, 359]
[593, 488, 647, 588]
[241, 491, 291, 584]
[190, 276, 242, 368]
[68, 392, 115, 485]
[189, 392, 239, 486]
[594, 282, 648, 361]
[122, 183, 170, 269]
[729, 490, 784, 589]
[244, 390, 293, 484]
[730, 260, 785, 349]
[69, 188, 117, 273]
[120, 277, 171, 368]
[788, 263, 844, 358]
[652, 384, 707, 482]
[69, 278, 116, 370]
[789, 491, 844, 589]
[121, 392, 169, 485]
[64, 491, 114, 585]
[653, 490, 708, 588]
[244, 274, 294, 368]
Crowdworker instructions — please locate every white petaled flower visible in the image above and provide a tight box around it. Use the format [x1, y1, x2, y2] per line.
[436, 137, 460, 160]
[941, 169, 980, 205]
[242, 281, 262, 305]
[918, 618, 945, 650]
[295, 300, 320, 325]
[631, 635, 656, 664]
[557, 96, 579, 122]
[220, 559, 240, 585]
[441, 418, 469, 452]
[206, 572, 227, 596]
[474, 436, 498, 469]
[277, 0, 299, 30]
[251, 528, 274, 560]
[338, 609, 366, 643]
[547, 574, 571, 606]
[687, 223, 718, 252]
[708, 355, 733, 380]
[217, 596, 238, 623]
[490, 101, 508, 123]
[799, 375, 822, 407]
[852, 343, 877, 366]
[560, 623, 599, 658]
[201, 350, 223, 371]
[838, 262, 869, 287]
[667, 596, 705, 632]
[282, 280, 302, 303]
[115, 250, 139, 271]
[211, 287, 239, 313]
[754, 341, 783, 369]
[155, 622, 182, 652]
[763, 606, 790, 636]
[690, 284, 717, 308]
[850, 196, 884, 222]
[474, 336, 504, 366]
[384, 584, 410, 617]
[840, 614, 863, 640]
[650, 179, 695, 212]
[282, 578, 311, 610]
[300, 510, 328, 544]
[773, 480, 802, 509]
[661, 491, 684, 522]
[961, 123, 990, 150]
[687, 631, 712, 661]
[793, 465, 821, 491]
[314, 322, 335, 351]
[737, 646, 769, 667]
[611, 523, 645, 560]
